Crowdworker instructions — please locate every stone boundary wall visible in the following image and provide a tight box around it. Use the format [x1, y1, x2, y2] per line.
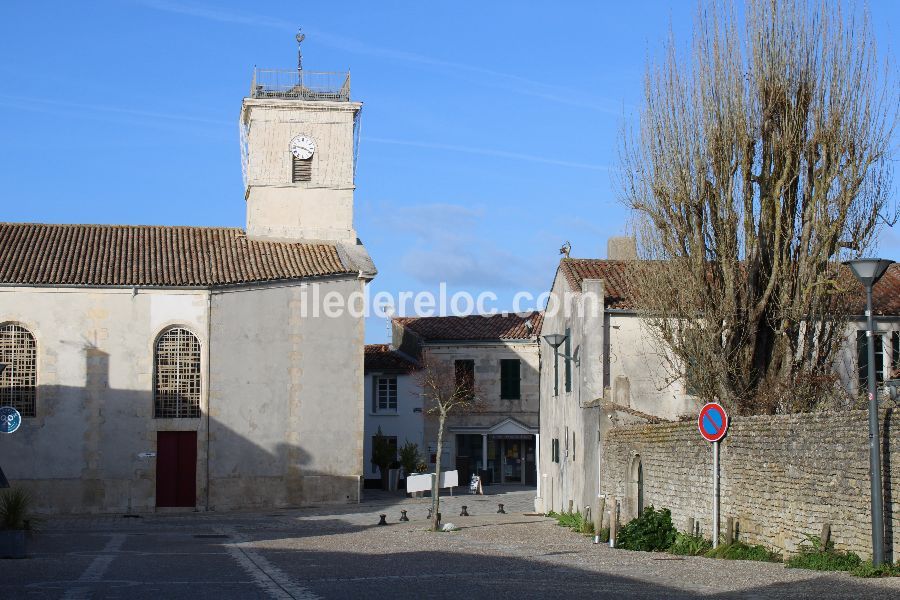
[601, 409, 899, 559]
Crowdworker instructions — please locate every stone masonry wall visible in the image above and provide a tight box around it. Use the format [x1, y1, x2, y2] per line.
[602, 409, 900, 559]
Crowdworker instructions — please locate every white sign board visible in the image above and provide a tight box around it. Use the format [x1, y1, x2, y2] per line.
[439, 470, 458, 488]
[406, 473, 432, 494]
[405, 470, 460, 494]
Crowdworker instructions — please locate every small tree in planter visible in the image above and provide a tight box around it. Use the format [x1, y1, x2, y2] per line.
[0, 488, 33, 559]
[416, 356, 482, 532]
[371, 427, 396, 491]
[398, 441, 421, 482]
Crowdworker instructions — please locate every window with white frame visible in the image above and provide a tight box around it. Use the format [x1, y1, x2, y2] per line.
[0, 323, 37, 418]
[374, 376, 398, 412]
[154, 327, 201, 419]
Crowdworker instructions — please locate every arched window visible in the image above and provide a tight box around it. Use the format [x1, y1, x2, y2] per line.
[0, 323, 37, 417]
[154, 327, 201, 419]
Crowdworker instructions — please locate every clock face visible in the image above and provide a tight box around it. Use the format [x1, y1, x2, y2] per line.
[289, 135, 316, 160]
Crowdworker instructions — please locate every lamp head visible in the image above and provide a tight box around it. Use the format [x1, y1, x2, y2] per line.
[844, 258, 894, 287]
[543, 333, 567, 349]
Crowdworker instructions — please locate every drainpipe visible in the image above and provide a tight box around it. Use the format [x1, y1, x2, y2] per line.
[205, 289, 212, 511]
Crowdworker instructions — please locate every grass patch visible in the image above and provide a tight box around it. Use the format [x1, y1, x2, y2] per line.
[786, 535, 899, 577]
[668, 532, 712, 556]
[547, 510, 594, 536]
[704, 541, 781, 562]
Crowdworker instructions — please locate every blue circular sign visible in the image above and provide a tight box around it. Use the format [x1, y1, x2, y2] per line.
[0, 406, 22, 434]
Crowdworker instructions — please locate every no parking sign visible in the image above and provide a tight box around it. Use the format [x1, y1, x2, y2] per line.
[698, 403, 728, 442]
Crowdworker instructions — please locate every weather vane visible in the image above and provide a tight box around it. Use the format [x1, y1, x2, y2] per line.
[296, 28, 306, 72]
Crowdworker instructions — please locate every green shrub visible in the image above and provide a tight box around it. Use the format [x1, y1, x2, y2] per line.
[0, 488, 33, 530]
[851, 561, 900, 578]
[668, 532, 712, 556]
[786, 535, 862, 572]
[596, 527, 610, 543]
[704, 541, 781, 562]
[616, 506, 677, 552]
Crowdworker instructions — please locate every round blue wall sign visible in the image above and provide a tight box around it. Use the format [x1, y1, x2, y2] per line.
[0, 406, 22, 434]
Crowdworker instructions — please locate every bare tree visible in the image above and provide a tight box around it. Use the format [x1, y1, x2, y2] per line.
[619, 0, 897, 414]
[416, 355, 481, 531]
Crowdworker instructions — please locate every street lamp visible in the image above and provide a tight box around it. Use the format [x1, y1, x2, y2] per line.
[844, 257, 894, 566]
[543, 333, 575, 396]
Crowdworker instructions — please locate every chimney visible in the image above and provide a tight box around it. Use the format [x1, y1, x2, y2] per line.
[607, 236, 637, 261]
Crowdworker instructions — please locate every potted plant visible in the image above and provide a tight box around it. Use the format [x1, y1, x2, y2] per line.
[0, 487, 33, 559]
[398, 441, 421, 480]
[371, 428, 396, 491]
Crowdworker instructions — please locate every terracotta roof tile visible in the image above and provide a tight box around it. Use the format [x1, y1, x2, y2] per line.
[559, 258, 900, 316]
[364, 344, 419, 372]
[394, 311, 543, 342]
[0, 223, 353, 287]
[559, 259, 639, 309]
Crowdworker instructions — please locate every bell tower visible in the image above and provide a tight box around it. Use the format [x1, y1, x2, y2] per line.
[240, 32, 361, 242]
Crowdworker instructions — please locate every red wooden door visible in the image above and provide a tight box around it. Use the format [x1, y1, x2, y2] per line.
[156, 431, 197, 507]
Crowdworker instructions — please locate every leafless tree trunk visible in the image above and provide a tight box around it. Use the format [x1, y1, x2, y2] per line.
[416, 356, 482, 531]
[618, 0, 897, 413]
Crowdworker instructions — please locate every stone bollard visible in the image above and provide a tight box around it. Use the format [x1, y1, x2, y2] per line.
[497, 503, 506, 514]
[378, 514, 387, 526]
[399, 510, 409, 522]
[427, 508, 433, 519]
[436, 512, 441, 526]
[687, 517, 695, 537]
[821, 523, 831, 547]
[460, 506, 469, 517]
[725, 517, 734, 545]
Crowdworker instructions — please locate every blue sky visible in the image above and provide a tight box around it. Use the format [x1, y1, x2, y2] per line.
[2, 1, 899, 343]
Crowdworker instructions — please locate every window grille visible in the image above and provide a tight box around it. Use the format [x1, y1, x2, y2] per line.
[292, 156, 312, 182]
[377, 376, 398, 412]
[154, 328, 201, 418]
[0, 324, 37, 417]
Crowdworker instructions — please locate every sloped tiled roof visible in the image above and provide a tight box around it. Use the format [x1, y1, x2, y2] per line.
[558, 257, 900, 316]
[364, 344, 419, 372]
[394, 311, 543, 342]
[559, 259, 639, 309]
[0, 223, 355, 287]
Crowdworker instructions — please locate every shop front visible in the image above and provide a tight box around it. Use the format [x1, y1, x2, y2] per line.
[452, 418, 538, 486]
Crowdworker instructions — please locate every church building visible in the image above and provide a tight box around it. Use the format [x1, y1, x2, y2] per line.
[0, 41, 375, 513]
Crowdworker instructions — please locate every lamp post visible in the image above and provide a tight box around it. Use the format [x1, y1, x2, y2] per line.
[543, 333, 578, 397]
[543, 333, 568, 396]
[844, 257, 894, 566]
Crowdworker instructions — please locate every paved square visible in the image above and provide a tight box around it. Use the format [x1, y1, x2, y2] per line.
[5, 488, 900, 599]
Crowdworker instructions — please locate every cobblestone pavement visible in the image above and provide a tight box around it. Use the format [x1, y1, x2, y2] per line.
[7, 488, 900, 599]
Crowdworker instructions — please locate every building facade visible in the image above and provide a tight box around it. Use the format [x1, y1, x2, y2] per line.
[393, 312, 542, 487]
[538, 237, 900, 516]
[362, 344, 422, 486]
[0, 45, 375, 513]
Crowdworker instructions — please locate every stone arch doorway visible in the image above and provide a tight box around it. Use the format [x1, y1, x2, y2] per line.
[628, 454, 644, 519]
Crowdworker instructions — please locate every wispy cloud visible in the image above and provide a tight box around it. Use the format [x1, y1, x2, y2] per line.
[135, 0, 622, 113]
[370, 201, 547, 289]
[0, 95, 230, 126]
[364, 136, 608, 171]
